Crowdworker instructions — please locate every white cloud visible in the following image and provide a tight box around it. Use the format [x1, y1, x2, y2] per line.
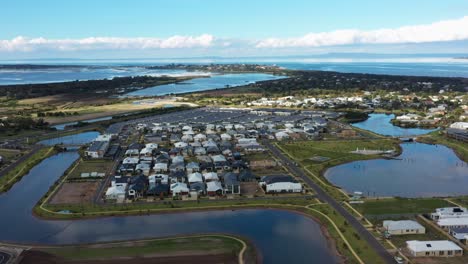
[1, 16, 468, 53]
[256, 16, 468, 48]
[0, 34, 214, 52]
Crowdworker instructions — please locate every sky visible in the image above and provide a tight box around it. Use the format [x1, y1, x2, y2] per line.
[1, 0, 468, 59]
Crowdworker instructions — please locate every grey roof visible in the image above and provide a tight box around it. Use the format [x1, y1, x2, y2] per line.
[223, 172, 239, 186]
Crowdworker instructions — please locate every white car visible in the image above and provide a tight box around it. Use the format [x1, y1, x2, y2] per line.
[394, 256, 404, 264]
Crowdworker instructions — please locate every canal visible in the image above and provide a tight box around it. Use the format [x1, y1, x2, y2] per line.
[0, 132, 341, 264]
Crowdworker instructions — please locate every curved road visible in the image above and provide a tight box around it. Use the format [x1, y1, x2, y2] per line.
[263, 140, 395, 264]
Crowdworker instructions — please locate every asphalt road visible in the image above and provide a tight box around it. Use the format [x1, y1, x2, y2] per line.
[0, 251, 11, 264]
[0, 145, 42, 180]
[263, 140, 395, 264]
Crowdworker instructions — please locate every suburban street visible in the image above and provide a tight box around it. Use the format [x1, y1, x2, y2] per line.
[263, 140, 395, 264]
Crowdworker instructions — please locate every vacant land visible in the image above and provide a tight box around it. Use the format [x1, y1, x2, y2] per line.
[49, 181, 100, 205]
[352, 198, 451, 216]
[21, 235, 248, 264]
[67, 159, 113, 180]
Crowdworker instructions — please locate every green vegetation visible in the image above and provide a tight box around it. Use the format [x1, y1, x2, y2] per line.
[352, 198, 451, 216]
[40, 235, 245, 261]
[0, 147, 55, 192]
[67, 159, 113, 180]
[306, 203, 385, 264]
[0, 148, 21, 160]
[418, 130, 468, 162]
[36, 195, 315, 219]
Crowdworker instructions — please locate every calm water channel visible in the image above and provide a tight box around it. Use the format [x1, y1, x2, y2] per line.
[0, 132, 340, 264]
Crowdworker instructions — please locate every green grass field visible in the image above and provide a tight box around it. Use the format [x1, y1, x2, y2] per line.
[352, 198, 451, 216]
[67, 159, 113, 180]
[40, 235, 244, 261]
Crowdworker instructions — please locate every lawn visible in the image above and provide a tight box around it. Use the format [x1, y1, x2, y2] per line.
[67, 159, 114, 180]
[37, 195, 315, 219]
[352, 198, 451, 216]
[307, 203, 386, 264]
[41, 235, 244, 261]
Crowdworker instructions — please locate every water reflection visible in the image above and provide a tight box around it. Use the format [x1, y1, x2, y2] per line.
[325, 143, 468, 198]
[352, 113, 436, 137]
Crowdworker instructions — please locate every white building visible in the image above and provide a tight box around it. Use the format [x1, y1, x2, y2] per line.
[437, 218, 468, 230]
[170, 182, 189, 196]
[406, 240, 463, 257]
[431, 207, 468, 220]
[383, 220, 425, 235]
[450, 122, 468, 130]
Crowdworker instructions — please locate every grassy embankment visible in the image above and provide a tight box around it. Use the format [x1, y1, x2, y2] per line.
[278, 138, 400, 200]
[0, 147, 56, 192]
[417, 130, 468, 162]
[35, 235, 249, 263]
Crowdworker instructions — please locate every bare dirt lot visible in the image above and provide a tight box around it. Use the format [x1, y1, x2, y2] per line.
[49, 182, 100, 204]
[241, 182, 264, 197]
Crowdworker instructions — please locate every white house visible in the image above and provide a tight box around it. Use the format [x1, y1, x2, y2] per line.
[437, 218, 468, 230]
[260, 175, 302, 193]
[188, 172, 203, 183]
[431, 207, 468, 220]
[203, 172, 219, 182]
[153, 162, 168, 173]
[207, 181, 224, 196]
[170, 182, 189, 196]
[122, 157, 139, 164]
[406, 240, 463, 257]
[383, 220, 425, 235]
[450, 122, 468, 130]
[275, 131, 290, 141]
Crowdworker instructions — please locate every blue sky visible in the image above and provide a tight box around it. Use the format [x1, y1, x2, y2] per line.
[1, 0, 468, 58]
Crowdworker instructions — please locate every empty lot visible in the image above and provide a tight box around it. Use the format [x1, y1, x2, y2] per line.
[49, 182, 100, 204]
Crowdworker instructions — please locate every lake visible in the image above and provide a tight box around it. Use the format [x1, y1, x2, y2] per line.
[352, 113, 436, 137]
[125, 73, 285, 97]
[0, 132, 341, 264]
[324, 114, 468, 197]
[325, 143, 468, 198]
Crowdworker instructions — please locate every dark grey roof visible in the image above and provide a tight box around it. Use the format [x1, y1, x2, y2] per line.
[223, 172, 239, 185]
[261, 175, 297, 184]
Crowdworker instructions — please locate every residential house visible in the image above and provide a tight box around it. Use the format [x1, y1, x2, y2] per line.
[223, 172, 240, 194]
[383, 220, 426, 235]
[406, 240, 463, 257]
[259, 175, 302, 193]
[207, 181, 224, 196]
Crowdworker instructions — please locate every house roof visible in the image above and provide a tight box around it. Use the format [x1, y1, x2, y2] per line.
[383, 220, 424, 231]
[207, 181, 223, 191]
[223, 172, 239, 185]
[407, 240, 462, 252]
[261, 175, 297, 184]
